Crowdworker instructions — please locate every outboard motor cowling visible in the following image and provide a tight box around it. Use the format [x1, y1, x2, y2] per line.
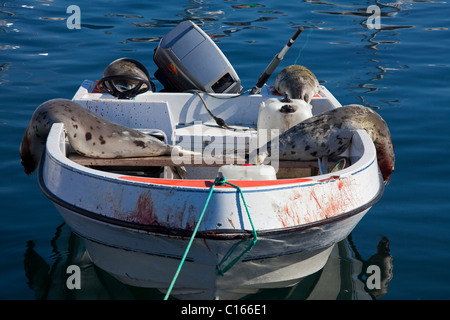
[153, 20, 242, 93]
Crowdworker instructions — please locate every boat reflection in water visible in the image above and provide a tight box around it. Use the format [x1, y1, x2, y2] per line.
[24, 223, 393, 300]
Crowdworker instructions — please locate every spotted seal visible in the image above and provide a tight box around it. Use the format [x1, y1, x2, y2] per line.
[257, 104, 395, 183]
[20, 99, 189, 177]
[274, 65, 320, 103]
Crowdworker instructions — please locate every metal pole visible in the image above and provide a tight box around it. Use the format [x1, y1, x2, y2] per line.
[251, 27, 304, 94]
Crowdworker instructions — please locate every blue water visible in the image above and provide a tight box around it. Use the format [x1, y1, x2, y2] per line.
[1, 0, 450, 300]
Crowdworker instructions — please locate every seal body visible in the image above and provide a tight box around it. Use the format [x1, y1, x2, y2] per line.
[274, 65, 320, 103]
[20, 99, 182, 175]
[258, 104, 395, 183]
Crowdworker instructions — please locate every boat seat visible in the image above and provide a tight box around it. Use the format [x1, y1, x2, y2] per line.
[67, 154, 319, 169]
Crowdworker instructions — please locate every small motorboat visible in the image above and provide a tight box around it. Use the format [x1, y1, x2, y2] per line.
[25, 21, 390, 299]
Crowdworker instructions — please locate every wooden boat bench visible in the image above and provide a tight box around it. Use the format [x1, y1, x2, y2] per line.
[68, 153, 320, 169]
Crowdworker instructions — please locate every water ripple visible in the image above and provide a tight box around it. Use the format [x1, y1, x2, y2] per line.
[121, 37, 162, 44]
[104, 14, 144, 19]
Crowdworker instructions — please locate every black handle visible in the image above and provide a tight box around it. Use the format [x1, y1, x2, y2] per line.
[292, 27, 304, 41]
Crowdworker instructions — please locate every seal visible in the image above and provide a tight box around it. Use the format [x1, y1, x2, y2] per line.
[274, 65, 320, 103]
[257, 104, 395, 183]
[20, 99, 189, 177]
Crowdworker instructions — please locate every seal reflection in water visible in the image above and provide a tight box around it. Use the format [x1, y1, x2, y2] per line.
[360, 236, 394, 299]
[257, 104, 395, 183]
[20, 99, 188, 178]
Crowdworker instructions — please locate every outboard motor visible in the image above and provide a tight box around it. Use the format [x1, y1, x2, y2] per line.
[97, 58, 155, 99]
[153, 20, 242, 93]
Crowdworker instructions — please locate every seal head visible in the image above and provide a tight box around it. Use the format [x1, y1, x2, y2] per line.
[274, 65, 320, 103]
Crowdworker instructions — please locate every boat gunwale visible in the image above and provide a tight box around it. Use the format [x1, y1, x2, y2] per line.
[43, 122, 377, 192]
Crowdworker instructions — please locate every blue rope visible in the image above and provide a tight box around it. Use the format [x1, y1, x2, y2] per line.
[163, 177, 220, 300]
[216, 179, 258, 276]
[164, 176, 257, 300]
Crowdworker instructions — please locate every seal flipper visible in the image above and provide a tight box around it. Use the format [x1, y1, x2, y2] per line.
[170, 166, 188, 179]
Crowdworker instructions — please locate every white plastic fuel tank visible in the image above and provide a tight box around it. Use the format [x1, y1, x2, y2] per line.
[218, 164, 277, 181]
[257, 97, 313, 147]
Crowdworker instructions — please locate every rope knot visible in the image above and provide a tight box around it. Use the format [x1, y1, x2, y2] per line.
[214, 175, 227, 186]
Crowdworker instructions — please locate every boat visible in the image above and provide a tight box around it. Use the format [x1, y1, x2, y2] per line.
[37, 82, 384, 299]
[27, 21, 387, 299]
